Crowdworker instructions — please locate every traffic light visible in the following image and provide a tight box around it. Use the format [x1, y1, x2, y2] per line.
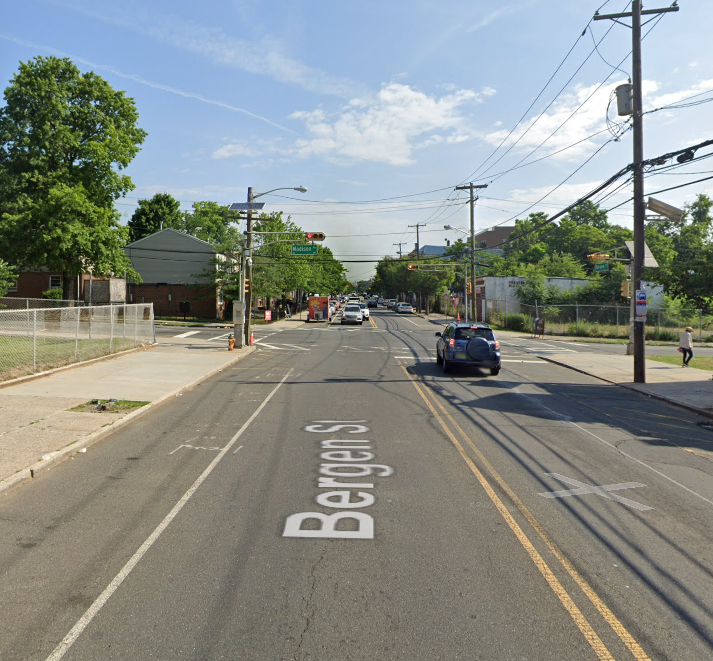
[245, 277, 250, 294]
[407, 264, 419, 270]
[467, 281, 472, 295]
[620, 280, 631, 298]
[305, 232, 326, 241]
[587, 253, 610, 261]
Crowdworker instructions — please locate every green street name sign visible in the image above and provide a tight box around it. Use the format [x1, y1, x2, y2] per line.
[291, 244, 318, 255]
[594, 262, 609, 272]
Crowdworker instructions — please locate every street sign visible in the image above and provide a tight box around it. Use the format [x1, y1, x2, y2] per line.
[594, 262, 609, 272]
[291, 244, 318, 255]
[635, 289, 647, 319]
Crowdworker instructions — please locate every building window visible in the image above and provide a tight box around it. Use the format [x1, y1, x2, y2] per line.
[49, 275, 62, 290]
[6, 280, 17, 292]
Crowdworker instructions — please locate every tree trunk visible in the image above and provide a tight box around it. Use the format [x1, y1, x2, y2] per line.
[62, 271, 74, 301]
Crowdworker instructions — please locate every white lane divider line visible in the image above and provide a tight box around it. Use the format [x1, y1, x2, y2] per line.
[255, 342, 309, 351]
[173, 330, 201, 338]
[45, 369, 294, 661]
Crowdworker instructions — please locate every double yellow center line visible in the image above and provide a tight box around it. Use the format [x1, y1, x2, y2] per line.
[400, 364, 651, 661]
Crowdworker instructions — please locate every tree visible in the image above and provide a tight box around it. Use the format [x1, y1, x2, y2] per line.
[183, 201, 240, 253]
[0, 56, 147, 299]
[0, 258, 15, 297]
[128, 192, 183, 243]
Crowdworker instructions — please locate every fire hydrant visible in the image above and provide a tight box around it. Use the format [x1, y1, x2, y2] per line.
[228, 333, 235, 351]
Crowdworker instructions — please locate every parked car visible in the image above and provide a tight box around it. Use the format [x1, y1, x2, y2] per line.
[359, 303, 370, 318]
[396, 303, 414, 314]
[341, 304, 363, 325]
[435, 323, 501, 375]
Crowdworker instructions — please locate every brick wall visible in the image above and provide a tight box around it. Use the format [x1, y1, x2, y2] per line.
[129, 283, 221, 319]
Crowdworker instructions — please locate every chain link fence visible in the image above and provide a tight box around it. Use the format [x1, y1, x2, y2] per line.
[0, 304, 155, 382]
[0, 296, 87, 310]
[484, 299, 711, 342]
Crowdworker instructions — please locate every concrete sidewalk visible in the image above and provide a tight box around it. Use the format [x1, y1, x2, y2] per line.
[0, 316, 302, 494]
[2, 313, 712, 495]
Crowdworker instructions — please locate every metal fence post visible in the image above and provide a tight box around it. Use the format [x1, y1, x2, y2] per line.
[75, 307, 80, 362]
[109, 305, 114, 351]
[699, 309, 703, 342]
[33, 310, 37, 372]
[616, 305, 619, 338]
[134, 305, 138, 344]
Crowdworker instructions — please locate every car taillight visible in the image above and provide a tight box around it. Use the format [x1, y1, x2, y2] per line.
[449, 338, 455, 348]
[494, 340, 500, 349]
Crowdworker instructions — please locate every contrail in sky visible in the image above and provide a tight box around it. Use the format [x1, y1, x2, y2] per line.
[0, 33, 299, 135]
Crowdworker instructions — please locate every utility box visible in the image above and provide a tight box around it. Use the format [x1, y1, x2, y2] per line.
[233, 301, 245, 348]
[616, 83, 634, 116]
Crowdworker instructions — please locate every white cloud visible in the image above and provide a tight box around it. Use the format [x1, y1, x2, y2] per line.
[648, 78, 713, 111]
[287, 83, 482, 166]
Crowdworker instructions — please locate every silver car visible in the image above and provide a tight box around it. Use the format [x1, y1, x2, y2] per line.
[341, 304, 363, 325]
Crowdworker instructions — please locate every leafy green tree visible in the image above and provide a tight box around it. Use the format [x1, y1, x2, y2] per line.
[183, 201, 240, 253]
[0, 56, 146, 298]
[127, 192, 183, 243]
[0, 258, 16, 296]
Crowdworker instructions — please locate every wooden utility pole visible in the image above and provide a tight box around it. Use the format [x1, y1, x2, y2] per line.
[455, 183, 487, 323]
[595, 1, 678, 383]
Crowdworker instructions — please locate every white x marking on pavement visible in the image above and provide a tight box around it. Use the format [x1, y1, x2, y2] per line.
[538, 472, 653, 511]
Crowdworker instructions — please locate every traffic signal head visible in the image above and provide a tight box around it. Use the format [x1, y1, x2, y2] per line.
[305, 232, 326, 241]
[587, 252, 610, 261]
[244, 277, 250, 294]
[467, 281, 472, 295]
[620, 280, 630, 298]
[407, 264, 418, 270]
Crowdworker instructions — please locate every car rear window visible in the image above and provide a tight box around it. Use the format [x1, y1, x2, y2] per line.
[454, 327, 494, 341]
[345, 305, 361, 311]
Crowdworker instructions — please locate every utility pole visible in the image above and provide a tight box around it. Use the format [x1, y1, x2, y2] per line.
[245, 187, 254, 347]
[407, 223, 426, 259]
[393, 242, 404, 258]
[408, 223, 426, 311]
[455, 183, 487, 322]
[595, 1, 678, 384]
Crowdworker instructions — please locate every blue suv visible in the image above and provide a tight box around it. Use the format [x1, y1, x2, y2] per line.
[435, 322, 501, 375]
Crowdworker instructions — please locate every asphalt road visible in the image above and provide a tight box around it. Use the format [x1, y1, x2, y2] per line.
[1, 308, 712, 660]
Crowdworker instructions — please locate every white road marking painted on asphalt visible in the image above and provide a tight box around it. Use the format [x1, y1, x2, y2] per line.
[173, 330, 201, 338]
[517, 394, 713, 508]
[255, 342, 309, 351]
[233, 445, 243, 454]
[501, 359, 544, 363]
[45, 369, 294, 661]
[207, 333, 232, 342]
[539, 473, 652, 511]
[169, 443, 221, 455]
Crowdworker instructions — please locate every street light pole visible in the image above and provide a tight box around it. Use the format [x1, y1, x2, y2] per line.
[241, 185, 307, 347]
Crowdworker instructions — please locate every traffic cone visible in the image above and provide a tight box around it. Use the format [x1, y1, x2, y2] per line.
[249, 330, 255, 346]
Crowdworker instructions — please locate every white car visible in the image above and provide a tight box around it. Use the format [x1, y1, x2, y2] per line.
[341, 304, 363, 325]
[396, 303, 414, 314]
[359, 303, 370, 319]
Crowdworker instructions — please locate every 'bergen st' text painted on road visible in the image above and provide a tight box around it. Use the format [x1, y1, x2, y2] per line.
[283, 421, 393, 539]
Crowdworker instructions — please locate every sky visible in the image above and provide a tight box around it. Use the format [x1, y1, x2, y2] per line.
[2, 0, 712, 283]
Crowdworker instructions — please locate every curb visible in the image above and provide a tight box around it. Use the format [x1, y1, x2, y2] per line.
[0, 345, 257, 496]
[537, 355, 713, 421]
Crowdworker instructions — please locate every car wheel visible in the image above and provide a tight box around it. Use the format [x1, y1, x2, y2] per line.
[490, 367, 500, 376]
[341, 321, 345, 325]
[359, 321, 363, 325]
[442, 354, 451, 373]
[436, 348, 442, 365]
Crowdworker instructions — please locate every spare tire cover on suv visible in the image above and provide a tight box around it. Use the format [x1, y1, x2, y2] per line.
[466, 336, 491, 361]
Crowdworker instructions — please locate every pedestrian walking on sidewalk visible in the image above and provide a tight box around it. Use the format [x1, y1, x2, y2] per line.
[679, 327, 693, 367]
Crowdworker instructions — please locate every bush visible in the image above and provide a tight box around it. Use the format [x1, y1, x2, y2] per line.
[502, 313, 531, 332]
[41, 288, 64, 300]
[646, 328, 678, 342]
